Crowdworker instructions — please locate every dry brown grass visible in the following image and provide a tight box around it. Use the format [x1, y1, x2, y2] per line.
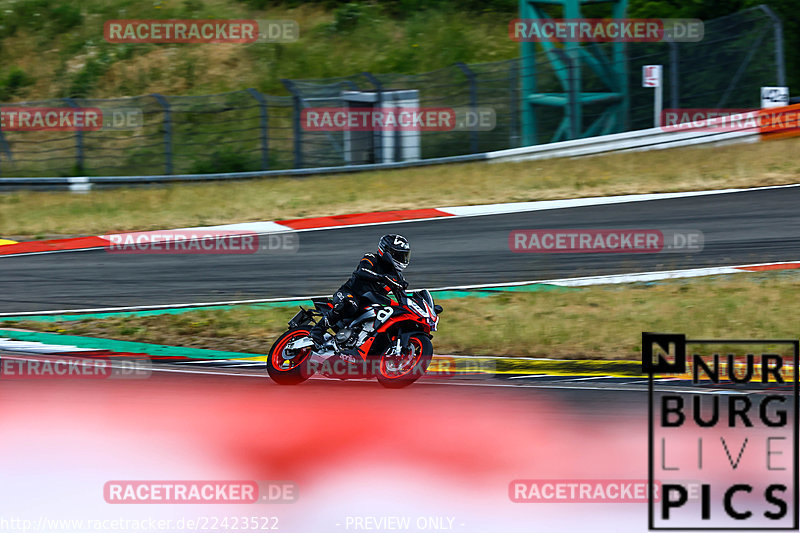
[16, 270, 800, 359]
[2, 137, 799, 239]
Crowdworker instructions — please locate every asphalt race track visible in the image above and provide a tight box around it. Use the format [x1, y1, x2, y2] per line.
[3, 186, 799, 313]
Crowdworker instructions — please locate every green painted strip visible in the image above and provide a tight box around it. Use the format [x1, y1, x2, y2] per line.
[0, 284, 574, 323]
[0, 329, 259, 360]
[476, 284, 574, 293]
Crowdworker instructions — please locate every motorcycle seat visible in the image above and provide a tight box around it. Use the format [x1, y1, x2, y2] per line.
[359, 291, 391, 307]
[311, 298, 333, 313]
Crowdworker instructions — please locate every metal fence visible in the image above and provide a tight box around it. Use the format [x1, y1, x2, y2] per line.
[0, 6, 785, 178]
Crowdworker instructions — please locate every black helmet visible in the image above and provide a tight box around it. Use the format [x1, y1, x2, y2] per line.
[377, 234, 411, 271]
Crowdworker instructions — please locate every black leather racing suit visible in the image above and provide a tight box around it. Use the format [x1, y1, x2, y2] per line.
[326, 252, 406, 328]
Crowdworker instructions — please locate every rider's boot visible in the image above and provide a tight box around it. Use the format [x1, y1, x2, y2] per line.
[310, 310, 342, 348]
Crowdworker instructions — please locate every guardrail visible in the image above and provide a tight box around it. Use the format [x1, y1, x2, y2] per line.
[0, 153, 490, 191]
[3, 106, 796, 191]
[486, 121, 761, 163]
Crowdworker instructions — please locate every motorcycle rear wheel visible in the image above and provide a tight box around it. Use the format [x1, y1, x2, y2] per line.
[267, 327, 315, 385]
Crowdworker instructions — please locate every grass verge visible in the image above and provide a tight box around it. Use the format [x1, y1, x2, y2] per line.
[12, 270, 800, 360]
[2, 137, 799, 239]
[0, 1, 517, 101]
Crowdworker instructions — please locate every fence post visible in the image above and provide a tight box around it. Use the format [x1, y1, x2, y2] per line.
[362, 72, 384, 164]
[553, 50, 580, 140]
[63, 98, 84, 173]
[570, 52, 581, 139]
[246, 88, 269, 170]
[455, 62, 478, 153]
[281, 79, 303, 169]
[151, 94, 173, 175]
[669, 41, 680, 110]
[0, 107, 12, 175]
[758, 5, 786, 87]
[509, 60, 520, 148]
[0, 129, 9, 165]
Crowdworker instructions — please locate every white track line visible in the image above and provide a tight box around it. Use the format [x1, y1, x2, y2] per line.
[0, 247, 101, 258]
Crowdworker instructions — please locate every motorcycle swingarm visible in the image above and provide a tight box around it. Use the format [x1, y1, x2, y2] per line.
[286, 337, 315, 351]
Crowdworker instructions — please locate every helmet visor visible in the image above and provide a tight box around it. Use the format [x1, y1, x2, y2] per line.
[391, 249, 410, 267]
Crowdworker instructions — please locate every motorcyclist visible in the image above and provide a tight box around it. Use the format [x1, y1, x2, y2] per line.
[309, 234, 411, 347]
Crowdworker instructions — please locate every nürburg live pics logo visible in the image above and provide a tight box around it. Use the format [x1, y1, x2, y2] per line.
[643, 332, 798, 530]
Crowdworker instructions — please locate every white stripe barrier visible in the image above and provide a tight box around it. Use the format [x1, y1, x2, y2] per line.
[487, 118, 760, 164]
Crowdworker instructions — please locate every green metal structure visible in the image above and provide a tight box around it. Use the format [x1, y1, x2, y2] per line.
[519, 0, 629, 146]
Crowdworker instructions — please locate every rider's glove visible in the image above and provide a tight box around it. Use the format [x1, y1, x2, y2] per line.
[385, 276, 405, 291]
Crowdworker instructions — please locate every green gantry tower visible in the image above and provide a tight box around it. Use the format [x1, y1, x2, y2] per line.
[519, 0, 629, 146]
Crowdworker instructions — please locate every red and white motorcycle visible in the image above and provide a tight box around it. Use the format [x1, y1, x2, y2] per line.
[267, 286, 442, 388]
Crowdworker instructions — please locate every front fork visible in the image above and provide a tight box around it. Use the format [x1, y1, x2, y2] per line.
[389, 335, 402, 357]
[387, 330, 423, 359]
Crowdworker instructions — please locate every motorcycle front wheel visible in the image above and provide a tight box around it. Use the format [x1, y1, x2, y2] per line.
[376, 333, 433, 389]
